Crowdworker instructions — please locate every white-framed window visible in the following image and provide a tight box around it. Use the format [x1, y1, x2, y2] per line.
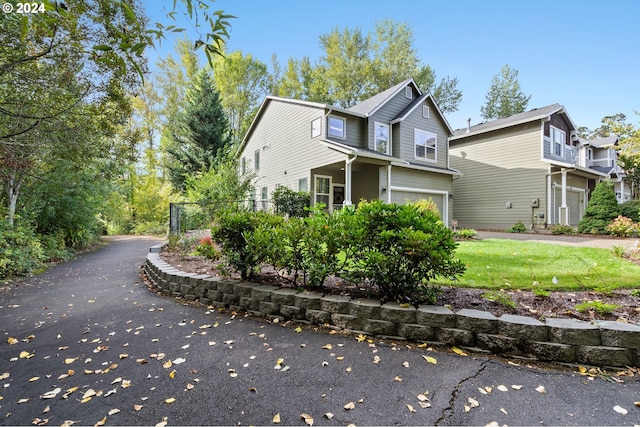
[374, 122, 390, 154]
[260, 186, 268, 210]
[298, 177, 308, 192]
[586, 147, 593, 160]
[422, 105, 430, 118]
[254, 149, 260, 172]
[405, 86, 412, 99]
[314, 175, 332, 208]
[311, 117, 321, 138]
[327, 116, 346, 139]
[551, 126, 565, 157]
[415, 129, 437, 161]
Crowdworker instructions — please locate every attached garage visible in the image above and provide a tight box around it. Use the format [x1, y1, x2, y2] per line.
[390, 188, 447, 220]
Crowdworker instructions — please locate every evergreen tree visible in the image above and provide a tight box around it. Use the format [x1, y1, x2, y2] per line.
[167, 70, 232, 190]
[480, 65, 531, 120]
[578, 181, 621, 234]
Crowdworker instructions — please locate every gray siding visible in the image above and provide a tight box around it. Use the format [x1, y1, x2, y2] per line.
[325, 113, 366, 148]
[449, 123, 548, 229]
[240, 99, 344, 200]
[396, 98, 449, 169]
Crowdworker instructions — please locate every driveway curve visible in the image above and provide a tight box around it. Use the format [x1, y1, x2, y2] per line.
[1, 236, 638, 426]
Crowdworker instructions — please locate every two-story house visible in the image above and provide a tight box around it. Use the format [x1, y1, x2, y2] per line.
[449, 104, 611, 230]
[578, 135, 631, 203]
[237, 78, 460, 224]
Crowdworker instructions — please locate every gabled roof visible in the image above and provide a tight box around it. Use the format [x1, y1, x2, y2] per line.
[450, 104, 577, 141]
[347, 78, 419, 116]
[586, 135, 619, 148]
[392, 92, 454, 135]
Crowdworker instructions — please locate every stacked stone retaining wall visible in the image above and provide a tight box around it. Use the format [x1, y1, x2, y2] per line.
[144, 251, 640, 368]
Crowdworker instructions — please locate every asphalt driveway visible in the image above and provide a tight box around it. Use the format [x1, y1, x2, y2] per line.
[1, 236, 638, 426]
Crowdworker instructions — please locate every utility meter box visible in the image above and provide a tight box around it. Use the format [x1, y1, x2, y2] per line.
[531, 198, 539, 208]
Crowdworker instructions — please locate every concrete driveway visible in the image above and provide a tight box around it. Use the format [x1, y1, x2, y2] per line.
[1, 236, 638, 426]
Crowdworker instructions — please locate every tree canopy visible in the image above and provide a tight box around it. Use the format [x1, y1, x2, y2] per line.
[480, 64, 531, 120]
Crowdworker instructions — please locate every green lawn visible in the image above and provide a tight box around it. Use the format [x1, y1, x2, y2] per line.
[436, 239, 640, 292]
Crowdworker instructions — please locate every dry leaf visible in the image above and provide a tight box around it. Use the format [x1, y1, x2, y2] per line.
[403, 361, 410, 368]
[64, 358, 77, 364]
[535, 385, 546, 394]
[497, 385, 508, 392]
[478, 387, 487, 395]
[41, 388, 61, 399]
[324, 413, 334, 419]
[294, 327, 303, 333]
[613, 405, 628, 415]
[423, 355, 437, 364]
[635, 401, 640, 407]
[407, 404, 416, 413]
[345, 366, 352, 372]
[173, 357, 186, 364]
[94, 416, 107, 426]
[111, 377, 122, 385]
[451, 346, 468, 356]
[82, 389, 97, 399]
[133, 405, 143, 411]
[500, 408, 508, 415]
[108, 409, 120, 416]
[20, 351, 34, 359]
[373, 355, 381, 364]
[0, 373, 9, 380]
[301, 413, 313, 426]
[394, 376, 402, 382]
[511, 385, 523, 390]
[272, 413, 281, 424]
[155, 416, 167, 427]
[29, 376, 40, 382]
[417, 394, 429, 402]
[164, 397, 176, 404]
[322, 344, 332, 350]
[43, 406, 50, 413]
[7, 337, 18, 345]
[104, 389, 116, 397]
[121, 379, 131, 388]
[18, 398, 30, 403]
[162, 360, 172, 369]
[344, 401, 355, 410]
[468, 397, 479, 408]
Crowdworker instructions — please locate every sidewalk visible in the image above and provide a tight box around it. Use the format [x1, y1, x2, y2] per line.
[476, 230, 638, 250]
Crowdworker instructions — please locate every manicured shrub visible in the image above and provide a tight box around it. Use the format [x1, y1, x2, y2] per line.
[212, 210, 281, 279]
[453, 228, 477, 239]
[619, 200, 640, 222]
[605, 215, 637, 237]
[507, 221, 527, 233]
[194, 236, 219, 260]
[345, 200, 465, 306]
[549, 224, 577, 235]
[272, 187, 310, 218]
[578, 182, 621, 234]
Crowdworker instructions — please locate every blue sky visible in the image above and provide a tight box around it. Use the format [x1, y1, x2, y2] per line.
[144, 0, 639, 132]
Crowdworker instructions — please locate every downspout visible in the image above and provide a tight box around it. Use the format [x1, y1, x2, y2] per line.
[344, 153, 357, 206]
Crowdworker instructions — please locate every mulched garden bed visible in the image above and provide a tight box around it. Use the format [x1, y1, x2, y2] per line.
[159, 249, 640, 326]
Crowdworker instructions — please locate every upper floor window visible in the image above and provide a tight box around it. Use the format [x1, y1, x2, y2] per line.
[374, 122, 390, 154]
[311, 117, 321, 138]
[327, 116, 346, 139]
[422, 105, 430, 118]
[586, 147, 593, 160]
[415, 129, 437, 162]
[551, 126, 565, 157]
[405, 86, 413, 99]
[254, 149, 260, 172]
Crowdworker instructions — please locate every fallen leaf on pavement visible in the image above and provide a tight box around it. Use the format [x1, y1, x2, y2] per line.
[322, 344, 332, 350]
[164, 397, 176, 404]
[535, 385, 546, 394]
[373, 355, 381, 364]
[41, 388, 61, 399]
[301, 413, 313, 426]
[344, 402, 355, 410]
[423, 355, 437, 364]
[511, 385, 523, 390]
[407, 404, 416, 413]
[468, 397, 479, 408]
[133, 405, 143, 411]
[497, 385, 508, 392]
[451, 346, 467, 356]
[108, 409, 120, 416]
[29, 377, 40, 382]
[324, 413, 334, 419]
[94, 416, 106, 426]
[8, 337, 18, 345]
[500, 408, 508, 415]
[394, 376, 402, 382]
[272, 413, 280, 424]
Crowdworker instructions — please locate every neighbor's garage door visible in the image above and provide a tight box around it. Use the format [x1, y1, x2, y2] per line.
[554, 189, 582, 226]
[390, 190, 444, 220]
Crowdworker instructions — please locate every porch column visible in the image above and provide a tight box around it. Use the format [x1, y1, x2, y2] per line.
[386, 164, 392, 203]
[620, 177, 625, 202]
[344, 157, 353, 206]
[559, 168, 569, 225]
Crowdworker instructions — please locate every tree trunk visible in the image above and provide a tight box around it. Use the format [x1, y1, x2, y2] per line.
[6, 171, 20, 228]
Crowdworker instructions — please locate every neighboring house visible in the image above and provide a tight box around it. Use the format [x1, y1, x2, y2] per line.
[237, 78, 460, 224]
[449, 104, 612, 230]
[578, 135, 631, 203]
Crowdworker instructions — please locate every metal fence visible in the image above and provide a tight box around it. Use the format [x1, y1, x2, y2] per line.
[169, 200, 275, 234]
